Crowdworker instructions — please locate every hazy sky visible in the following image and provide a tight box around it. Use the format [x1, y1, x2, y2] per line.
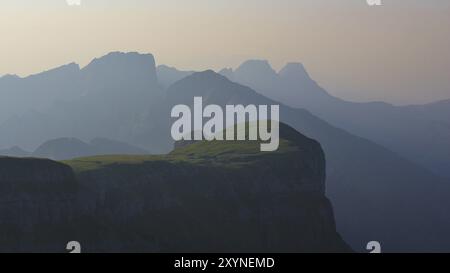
[1, 0, 449, 105]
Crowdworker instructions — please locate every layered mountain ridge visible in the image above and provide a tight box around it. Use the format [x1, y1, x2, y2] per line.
[0, 52, 449, 252]
[220, 60, 450, 178]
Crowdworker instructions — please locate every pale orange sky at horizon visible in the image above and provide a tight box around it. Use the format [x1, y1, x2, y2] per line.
[1, 0, 449, 105]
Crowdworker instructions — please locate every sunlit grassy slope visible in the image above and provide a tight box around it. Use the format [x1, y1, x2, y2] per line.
[63, 123, 314, 174]
[64, 139, 297, 173]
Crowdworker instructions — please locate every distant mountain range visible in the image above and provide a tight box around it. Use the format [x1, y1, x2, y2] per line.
[0, 52, 166, 153]
[0, 146, 30, 157]
[156, 61, 450, 178]
[1, 52, 449, 252]
[33, 137, 149, 160]
[157, 61, 450, 178]
[1, 137, 148, 160]
[218, 60, 450, 178]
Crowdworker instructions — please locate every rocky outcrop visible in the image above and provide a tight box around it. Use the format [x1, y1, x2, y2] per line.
[0, 157, 79, 252]
[0, 124, 350, 253]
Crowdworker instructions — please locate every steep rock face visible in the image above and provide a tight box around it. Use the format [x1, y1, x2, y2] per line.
[82, 51, 158, 92]
[0, 124, 349, 252]
[79, 165, 344, 252]
[0, 157, 79, 252]
[67, 123, 349, 253]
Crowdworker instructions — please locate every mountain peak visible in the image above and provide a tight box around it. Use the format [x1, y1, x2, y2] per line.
[84, 51, 155, 70]
[0, 146, 30, 157]
[168, 70, 231, 89]
[82, 51, 158, 90]
[166, 69, 263, 104]
[235, 60, 277, 77]
[189, 70, 228, 81]
[233, 60, 278, 90]
[279, 62, 312, 81]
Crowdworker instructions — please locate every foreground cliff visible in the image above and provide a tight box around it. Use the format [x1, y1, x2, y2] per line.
[0, 157, 79, 252]
[0, 124, 349, 252]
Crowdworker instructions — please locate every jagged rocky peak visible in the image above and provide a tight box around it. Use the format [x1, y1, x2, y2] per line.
[232, 60, 279, 90]
[82, 51, 158, 88]
[85, 52, 156, 70]
[235, 60, 278, 78]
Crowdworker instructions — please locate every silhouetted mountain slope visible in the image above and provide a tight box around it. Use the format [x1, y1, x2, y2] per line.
[166, 71, 450, 252]
[0, 63, 82, 124]
[90, 138, 149, 155]
[33, 138, 93, 160]
[32, 137, 148, 160]
[0, 146, 30, 157]
[156, 65, 194, 88]
[413, 99, 450, 122]
[0, 52, 166, 152]
[0, 125, 349, 252]
[221, 61, 450, 178]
